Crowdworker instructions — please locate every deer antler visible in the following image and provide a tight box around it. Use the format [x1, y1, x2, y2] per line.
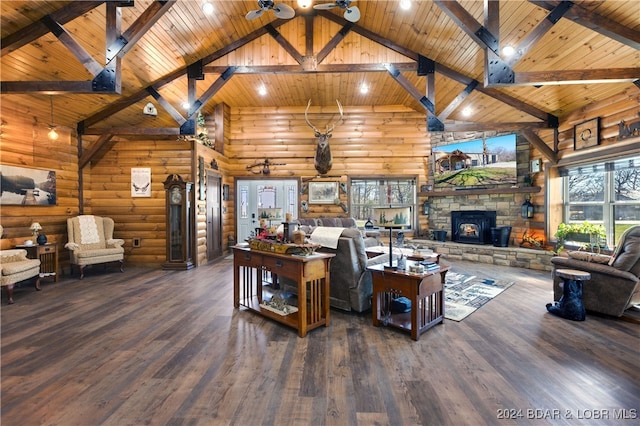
[305, 99, 344, 135]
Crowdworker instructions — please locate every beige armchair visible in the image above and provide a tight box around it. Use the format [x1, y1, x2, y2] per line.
[1, 249, 41, 304]
[65, 215, 125, 279]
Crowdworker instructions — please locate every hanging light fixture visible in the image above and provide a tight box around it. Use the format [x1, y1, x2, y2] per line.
[47, 95, 58, 140]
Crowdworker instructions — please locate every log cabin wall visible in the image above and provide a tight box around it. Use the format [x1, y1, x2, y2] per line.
[224, 105, 432, 234]
[530, 89, 640, 243]
[0, 105, 78, 262]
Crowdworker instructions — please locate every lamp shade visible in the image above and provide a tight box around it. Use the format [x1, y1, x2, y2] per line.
[30, 222, 42, 232]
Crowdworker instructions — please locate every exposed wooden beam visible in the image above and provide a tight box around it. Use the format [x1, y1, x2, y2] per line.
[522, 129, 558, 164]
[437, 81, 478, 121]
[191, 67, 237, 119]
[40, 15, 103, 77]
[80, 19, 289, 128]
[265, 24, 304, 65]
[0, 81, 98, 94]
[79, 132, 114, 169]
[202, 63, 417, 74]
[511, 68, 640, 86]
[529, 0, 640, 49]
[506, 1, 574, 67]
[81, 127, 181, 136]
[434, 0, 499, 54]
[106, 0, 176, 63]
[0, 1, 105, 57]
[146, 87, 186, 126]
[444, 122, 549, 132]
[317, 23, 353, 65]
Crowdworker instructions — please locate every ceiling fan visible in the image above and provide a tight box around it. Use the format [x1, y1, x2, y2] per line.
[245, 0, 296, 20]
[313, 0, 360, 23]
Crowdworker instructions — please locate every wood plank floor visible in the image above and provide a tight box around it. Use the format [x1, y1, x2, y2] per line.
[2, 259, 639, 425]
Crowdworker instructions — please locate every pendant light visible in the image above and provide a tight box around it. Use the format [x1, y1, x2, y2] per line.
[47, 95, 58, 140]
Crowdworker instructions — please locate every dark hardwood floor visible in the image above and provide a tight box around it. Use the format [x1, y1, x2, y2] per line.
[2, 258, 638, 425]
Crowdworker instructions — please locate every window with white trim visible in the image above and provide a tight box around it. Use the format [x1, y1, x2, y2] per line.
[349, 177, 416, 227]
[562, 155, 640, 246]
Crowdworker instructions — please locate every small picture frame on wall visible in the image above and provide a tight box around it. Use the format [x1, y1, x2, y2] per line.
[309, 181, 338, 204]
[574, 117, 600, 151]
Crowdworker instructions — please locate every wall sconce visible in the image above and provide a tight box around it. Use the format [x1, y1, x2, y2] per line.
[521, 197, 534, 219]
[47, 95, 58, 140]
[422, 200, 430, 215]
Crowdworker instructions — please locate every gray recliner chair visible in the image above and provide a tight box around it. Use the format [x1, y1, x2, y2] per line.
[550, 225, 640, 317]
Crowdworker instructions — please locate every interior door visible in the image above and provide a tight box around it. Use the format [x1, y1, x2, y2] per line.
[236, 178, 299, 243]
[206, 172, 223, 261]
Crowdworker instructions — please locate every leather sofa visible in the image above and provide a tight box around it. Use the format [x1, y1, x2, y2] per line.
[282, 224, 387, 312]
[550, 225, 640, 317]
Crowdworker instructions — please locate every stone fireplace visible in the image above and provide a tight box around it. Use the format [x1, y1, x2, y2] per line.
[451, 210, 496, 244]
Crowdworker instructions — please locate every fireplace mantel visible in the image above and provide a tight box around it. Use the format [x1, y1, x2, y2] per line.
[419, 186, 541, 197]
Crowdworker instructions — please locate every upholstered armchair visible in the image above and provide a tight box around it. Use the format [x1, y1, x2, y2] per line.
[65, 215, 125, 279]
[1, 249, 41, 304]
[550, 225, 640, 317]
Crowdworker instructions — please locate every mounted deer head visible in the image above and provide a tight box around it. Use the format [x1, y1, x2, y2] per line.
[305, 99, 343, 175]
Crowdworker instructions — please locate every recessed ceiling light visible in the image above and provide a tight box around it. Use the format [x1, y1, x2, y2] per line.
[502, 45, 515, 57]
[297, 0, 312, 8]
[258, 85, 267, 96]
[202, 2, 214, 15]
[182, 101, 190, 109]
[462, 107, 472, 117]
[360, 82, 369, 94]
[400, 0, 412, 10]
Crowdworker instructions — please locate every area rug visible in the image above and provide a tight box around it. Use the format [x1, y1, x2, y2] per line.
[444, 272, 514, 321]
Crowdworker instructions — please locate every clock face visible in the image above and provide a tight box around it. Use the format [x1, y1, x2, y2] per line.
[170, 187, 182, 204]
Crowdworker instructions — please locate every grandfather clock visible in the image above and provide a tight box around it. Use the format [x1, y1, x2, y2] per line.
[163, 174, 194, 270]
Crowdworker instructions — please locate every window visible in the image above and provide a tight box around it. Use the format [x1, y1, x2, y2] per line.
[350, 177, 416, 227]
[562, 156, 640, 245]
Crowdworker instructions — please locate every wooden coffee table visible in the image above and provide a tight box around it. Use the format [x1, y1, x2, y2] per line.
[368, 261, 449, 341]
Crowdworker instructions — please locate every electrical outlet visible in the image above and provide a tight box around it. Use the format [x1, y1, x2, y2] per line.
[133, 238, 141, 248]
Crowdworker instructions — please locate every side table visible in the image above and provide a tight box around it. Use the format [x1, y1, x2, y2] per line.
[546, 268, 589, 321]
[15, 243, 59, 282]
[369, 261, 449, 341]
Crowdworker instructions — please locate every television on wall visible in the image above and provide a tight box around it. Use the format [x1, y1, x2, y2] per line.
[433, 134, 517, 188]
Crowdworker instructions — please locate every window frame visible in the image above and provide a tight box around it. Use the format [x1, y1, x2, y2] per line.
[349, 176, 417, 228]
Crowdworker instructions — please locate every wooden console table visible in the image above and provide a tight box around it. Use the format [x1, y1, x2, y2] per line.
[369, 261, 449, 341]
[232, 246, 334, 337]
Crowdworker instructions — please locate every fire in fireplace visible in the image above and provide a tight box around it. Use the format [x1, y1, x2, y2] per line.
[451, 210, 497, 244]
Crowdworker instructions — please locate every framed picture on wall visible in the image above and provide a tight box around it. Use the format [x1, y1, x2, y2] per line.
[309, 181, 338, 204]
[0, 164, 57, 205]
[131, 167, 151, 197]
[574, 118, 600, 151]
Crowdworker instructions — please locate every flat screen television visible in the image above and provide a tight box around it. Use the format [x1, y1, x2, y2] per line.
[433, 134, 517, 189]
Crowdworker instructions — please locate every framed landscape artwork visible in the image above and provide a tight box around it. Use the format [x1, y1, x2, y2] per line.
[309, 181, 338, 204]
[0, 164, 56, 206]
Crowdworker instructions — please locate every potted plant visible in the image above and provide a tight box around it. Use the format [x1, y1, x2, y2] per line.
[554, 221, 606, 253]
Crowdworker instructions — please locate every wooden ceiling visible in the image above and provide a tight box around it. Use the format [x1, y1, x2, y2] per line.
[1, 0, 639, 135]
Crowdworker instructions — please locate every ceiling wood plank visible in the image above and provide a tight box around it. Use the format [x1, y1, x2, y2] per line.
[82, 127, 181, 136]
[0, 1, 105, 57]
[437, 81, 478, 121]
[445, 122, 549, 132]
[40, 15, 103, 77]
[529, 0, 640, 49]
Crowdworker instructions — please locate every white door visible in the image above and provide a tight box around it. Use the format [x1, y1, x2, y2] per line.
[236, 179, 299, 243]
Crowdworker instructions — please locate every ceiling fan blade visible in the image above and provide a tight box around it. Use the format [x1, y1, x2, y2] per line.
[245, 9, 264, 20]
[344, 5, 360, 22]
[273, 3, 295, 19]
[313, 3, 337, 10]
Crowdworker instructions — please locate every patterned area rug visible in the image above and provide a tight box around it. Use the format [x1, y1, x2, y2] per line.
[445, 272, 514, 321]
